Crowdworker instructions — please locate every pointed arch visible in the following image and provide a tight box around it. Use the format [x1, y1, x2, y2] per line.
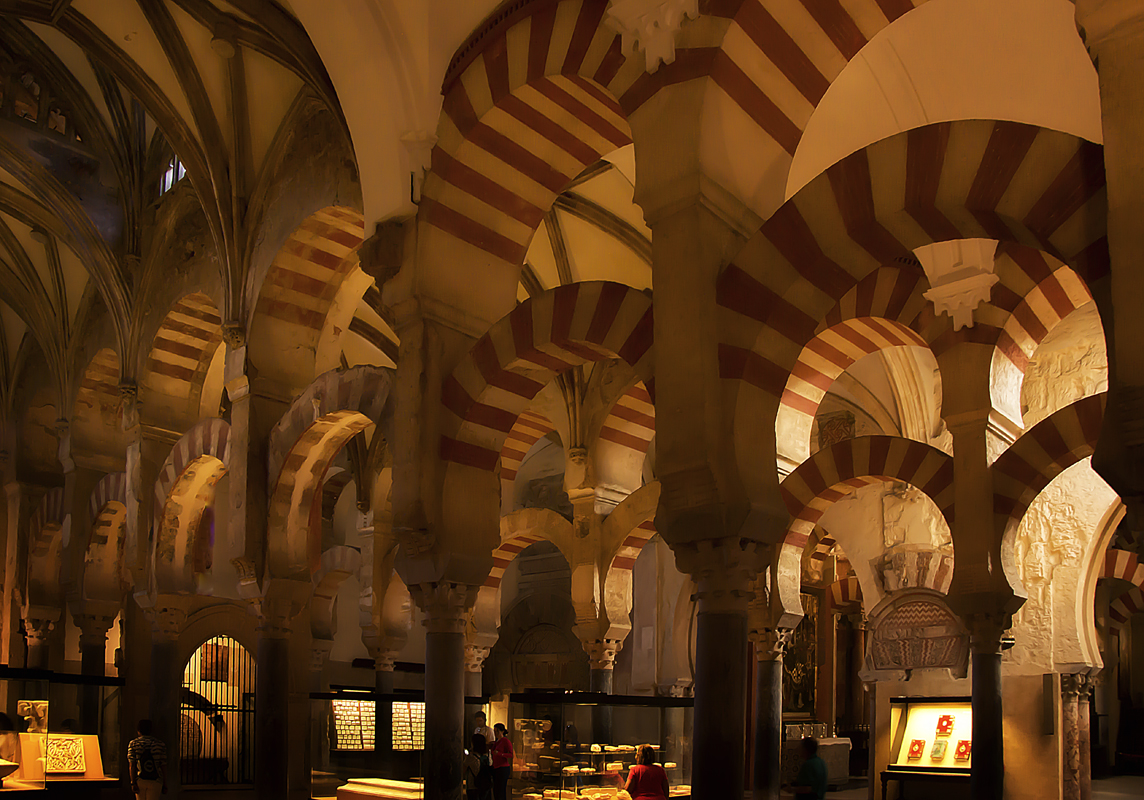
[267, 366, 394, 580]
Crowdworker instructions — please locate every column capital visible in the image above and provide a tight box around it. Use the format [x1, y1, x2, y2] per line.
[411, 582, 479, 634]
[310, 639, 334, 674]
[23, 615, 56, 646]
[749, 627, 793, 662]
[675, 537, 763, 612]
[580, 638, 623, 671]
[73, 612, 117, 648]
[143, 603, 189, 643]
[464, 643, 492, 673]
[964, 611, 1010, 655]
[605, 0, 699, 73]
[249, 578, 309, 639]
[1076, 0, 1144, 52]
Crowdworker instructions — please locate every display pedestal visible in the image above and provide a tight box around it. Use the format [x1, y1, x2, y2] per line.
[336, 777, 424, 799]
[880, 766, 969, 799]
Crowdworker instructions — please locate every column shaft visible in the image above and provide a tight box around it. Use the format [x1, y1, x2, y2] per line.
[752, 656, 782, 800]
[424, 627, 465, 800]
[256, 634, 290, 800]
[970, 650, 1004, 800]
[376, 668, 395, 775]
[79, 633, 108, 734]
[151, 636, 182, 797]
[1063, 681, 1080, 800]
[693, 607, 748, 800]
[1079, 688, 1092, 800]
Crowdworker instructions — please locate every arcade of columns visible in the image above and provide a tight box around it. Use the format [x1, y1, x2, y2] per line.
[0, 2, 1142, 800]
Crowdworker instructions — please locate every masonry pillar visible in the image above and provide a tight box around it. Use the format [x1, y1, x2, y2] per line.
[749, 630, 789, 800]
[309, 641, 333, 780]
[370, 646, 398, 773]
[967, 614, 1006, 800]
[848, 613, 868, 730]
[251, 583, 306, 800]
[412, 582, 477, 800]
[2, 482, 34, 675]
[146, 602, 188, 799]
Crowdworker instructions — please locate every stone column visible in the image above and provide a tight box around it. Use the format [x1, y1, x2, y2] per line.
[848, 613, 868, 729]
[1, 482, 33, 677]
[583, 639, 619, 744]
[1079, 676, 1096, 800]
[254, 603, 296, 800]
[412, 582, 478, 800]
[1063, 674, 1081, 800]
[677, 540, 757, 800]
[865, 681, 877, 800]
[372, 647, 398, 774]
[75, 611, 117, 733]
[146, 602, 189, 799]
[22, 614, 56, 669]
[750, 630, 790, 800]
[309, 641, 333, 780]
[968, 614, 1006, 800]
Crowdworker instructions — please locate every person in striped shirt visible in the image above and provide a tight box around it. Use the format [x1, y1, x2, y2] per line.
[127, 719, 167, 798]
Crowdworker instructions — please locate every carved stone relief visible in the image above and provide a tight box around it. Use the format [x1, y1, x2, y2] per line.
[865, 595, 968, 679]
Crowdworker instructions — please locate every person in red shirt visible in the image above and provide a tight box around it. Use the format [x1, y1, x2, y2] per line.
[624, 744, 669, 800]
[490, 722, 514, 800]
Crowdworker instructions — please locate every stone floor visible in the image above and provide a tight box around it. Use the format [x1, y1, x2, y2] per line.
[1093, 775, 1144, 798]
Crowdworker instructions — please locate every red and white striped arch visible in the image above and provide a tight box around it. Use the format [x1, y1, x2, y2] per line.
[441, 281, 653, 473]
[485, 531, 552, 589]
[141, 292, 223, 423]
[29, 488, 66, 557]
[779, 435, 954, 568]
[89, 472, 126, 521]
[720, 120, 1108, 419]
[74, 348, 121, 431]
[267, 366, 394, 580]
[500, 410, 558, 484]
[1104, 548, 1144, 633]
[610, 518, 657, 573]
[84, 473, 128, 603]
[992, 392, 1106, 542]
[423, 0, 642, 303]
[152, 419, 232, 535]
[829, 576, 863, 608]
[598, 382, 655, 459]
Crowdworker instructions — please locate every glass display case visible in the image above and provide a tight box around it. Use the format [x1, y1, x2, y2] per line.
[508, 691, 693, 799]
[0, 667, 123, 793]
[881, 697, 971, 800]
[311, 689, 488, 799]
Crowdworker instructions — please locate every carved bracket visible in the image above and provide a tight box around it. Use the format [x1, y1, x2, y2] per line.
[606, 0, 699, 73]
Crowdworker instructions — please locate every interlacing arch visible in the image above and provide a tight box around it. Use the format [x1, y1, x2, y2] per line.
[423, 0, 641, 293]
[267, 366, 394, 581]
[499, 410, 557, 485]
[991, 392, 1106, 543]
[719, 120, 1107, 474]
[440, 281, 653, 473]
[1101, 549, 1144, 632]
[151, 419, 232, 595]
[779, 435, 954, 571]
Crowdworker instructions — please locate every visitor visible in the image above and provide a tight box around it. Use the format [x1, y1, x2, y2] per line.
[464, 733, 494, 800]
[490, 722, 514, 800]
[791, 737, 827, 800]
[127, 719, 167, 799]
[473, 710, 493, 743]
[624, 744, 669, 799]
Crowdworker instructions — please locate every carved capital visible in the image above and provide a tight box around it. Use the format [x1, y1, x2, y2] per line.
[605, 0, 699, 72]
[249, 579, 309, 639]
[675, 537, 762, 612]
[464, 643, 492, 673]
[221, 323, 246, 350]
[581, 638, 623, 670]
[915, 239, 998, 331]
[964, 611, 1010, 655]
[144, 604, 188, 642]
[749, 627, 794, 662]
[23, 616, 55, 645]
[411, 582, 479, 634]
[73, 612, 117, 649]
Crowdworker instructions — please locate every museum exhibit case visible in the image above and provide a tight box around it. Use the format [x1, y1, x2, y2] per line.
[311, 689, 489, 799]
[880, 697, 972, 799]
[0, 667, 122, 794]
[507, 691, 693, 799]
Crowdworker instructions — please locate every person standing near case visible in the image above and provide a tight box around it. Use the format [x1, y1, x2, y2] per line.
[127, 719, 167, 799]
[791, 737, 828, 800]
[624, 744, 670, 799]
[473, 710, 494, 744]
[490, 722, 514, 800]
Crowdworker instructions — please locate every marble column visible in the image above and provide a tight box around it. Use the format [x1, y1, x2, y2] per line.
[848, 613, 868, 729]
[750, 631, 788, 800]
[75, 612, 116, 733]
[255, 617, 292, 800]
[413, 582, 477, 800]
[683, 542, 754, 800]
[1063, 674, 1081, 800]
[584, 639, 619, 744]
[309, 641, 333, 780]
[968, 614, 1006, 800]
[147, 603, 188, 799]
[1079, 676, 1095, 800]
[373, 650, 397, 774]
[22, 615, 55, 669]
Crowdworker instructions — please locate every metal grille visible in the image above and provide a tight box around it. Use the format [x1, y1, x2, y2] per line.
[180, 636, 256, 785]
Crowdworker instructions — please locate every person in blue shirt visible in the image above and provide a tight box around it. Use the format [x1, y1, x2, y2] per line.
[792, 736, 828, 800]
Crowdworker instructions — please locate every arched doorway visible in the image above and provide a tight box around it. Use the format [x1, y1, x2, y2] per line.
[180, 636, 256, 786]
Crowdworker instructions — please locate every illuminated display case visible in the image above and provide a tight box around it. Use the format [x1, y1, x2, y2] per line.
[0, 667, 123, 794]
[881, 697, 972, 799]
[508, 691, 693, 799]
[311, 690, 487, 799]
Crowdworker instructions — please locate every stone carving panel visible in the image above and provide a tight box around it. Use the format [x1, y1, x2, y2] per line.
[867, 597, 968, 677]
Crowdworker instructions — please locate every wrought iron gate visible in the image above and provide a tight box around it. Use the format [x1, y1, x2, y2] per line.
[180, 636, 256, 785]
